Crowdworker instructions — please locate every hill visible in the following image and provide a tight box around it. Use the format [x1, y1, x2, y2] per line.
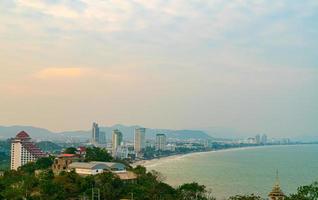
[0, 124, 213, 142]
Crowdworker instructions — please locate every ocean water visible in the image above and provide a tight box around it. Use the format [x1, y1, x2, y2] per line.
[144, 144, 318, 199]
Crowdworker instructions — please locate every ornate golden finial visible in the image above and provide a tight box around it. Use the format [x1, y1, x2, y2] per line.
[268, 169, 285, 200]
[275, 169, 280, 186]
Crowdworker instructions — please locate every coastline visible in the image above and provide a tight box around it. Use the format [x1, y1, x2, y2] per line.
[132, 145, 274, 168]
[133, 144, 318, 199]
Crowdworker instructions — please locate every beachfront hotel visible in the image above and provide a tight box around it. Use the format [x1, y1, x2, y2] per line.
[156, 133, 166, 151]
[134, 127, 146, 155]
[112, 129, 123, 157]
[10, 131, 46, 170]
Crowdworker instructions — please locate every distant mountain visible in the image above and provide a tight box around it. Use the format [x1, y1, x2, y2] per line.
[0, 124, 213, 142]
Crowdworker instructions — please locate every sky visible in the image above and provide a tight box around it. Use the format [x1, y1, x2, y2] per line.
[0, 0, 317, 138]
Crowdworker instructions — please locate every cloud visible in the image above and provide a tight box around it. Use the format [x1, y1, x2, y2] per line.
[34, 67, 91, 79]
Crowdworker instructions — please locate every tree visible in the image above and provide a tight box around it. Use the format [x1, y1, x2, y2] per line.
[63, 147, 77, 154]
[177, 182, 207, 200]
[133, 165, 147, 175]
[287, 182, 318, 200]
[35, 156, 54, 169]
[85, 147, 113, 162]
[18, 156, 54, 174]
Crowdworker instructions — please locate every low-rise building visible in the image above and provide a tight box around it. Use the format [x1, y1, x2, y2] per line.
[52, 154, 81, 175]
[116, 171, 138, 183]
[68, 161, 127, 176]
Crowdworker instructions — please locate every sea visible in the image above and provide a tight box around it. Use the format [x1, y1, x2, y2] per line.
[143, 144, 318, 199]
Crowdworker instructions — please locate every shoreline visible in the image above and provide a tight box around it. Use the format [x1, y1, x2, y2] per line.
[132, 145, 274, 168]
[132, 143, 313, 168]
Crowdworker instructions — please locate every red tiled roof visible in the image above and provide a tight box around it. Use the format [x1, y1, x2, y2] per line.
[16, 131, 30, 139]
[60, 154, 77, 157]
[77, 146, 86, 152]
[21, 141, 46, 158]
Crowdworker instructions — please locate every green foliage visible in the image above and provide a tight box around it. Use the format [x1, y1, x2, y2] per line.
[228, 194, 263, 200]
[37, 141, 62, 153]
[177, 182, 208, 200]
[85, 146, 113, 162]
[286, 182, 318, 200]
[133, 165, 147, 175]
[0, 152, 10, 170]
[18, 156, 54, 174]
[3, 158, 318, 200]
[63, 147, 77, 154]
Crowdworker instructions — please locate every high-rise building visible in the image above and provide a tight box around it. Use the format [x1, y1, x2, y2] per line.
[156, 134, 166, 151]
[91, 122, 100, 144]
[11, 131, 46, 170]
[112, 129, 123, 156]
[261, 134, 268, 145]
[255, 134, 261, 144]
[99, 131, 106, 144]
[134, 128, 146, 154]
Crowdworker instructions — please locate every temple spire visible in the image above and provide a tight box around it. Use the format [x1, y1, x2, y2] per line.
[268, 170, 285, 200]
[275, 169, 280, 186]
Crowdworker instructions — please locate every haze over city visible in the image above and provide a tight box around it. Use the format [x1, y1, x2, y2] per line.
[1, 0, 317, 139]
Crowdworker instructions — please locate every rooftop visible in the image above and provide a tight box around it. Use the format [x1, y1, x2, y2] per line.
[15, 131, 30, 139]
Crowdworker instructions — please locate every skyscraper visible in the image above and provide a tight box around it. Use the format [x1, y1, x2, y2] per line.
[134, 128, 146, 154]
[112, 129, 123, 156]
[11, 131, 45, 170]
[99, 131, 106, 144]
[255, 134, 261, 144]
[261, 134, 268, 145]
[156, 134, 166, 151]
[91, 122, 100, 144]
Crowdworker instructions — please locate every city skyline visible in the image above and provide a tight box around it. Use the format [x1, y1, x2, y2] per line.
[0, 1, 318, 138]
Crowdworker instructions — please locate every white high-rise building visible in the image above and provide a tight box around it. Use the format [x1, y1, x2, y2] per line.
[261, 134, 268, 145]
[92, 122, 100, 145]
[11, 131, 45, 170]
[156, 134, 166, 151]
[134, 128, 146, 154]
[112, 129, 123, 156]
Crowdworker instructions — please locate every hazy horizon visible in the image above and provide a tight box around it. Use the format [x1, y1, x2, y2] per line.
[1, 1, 317, 138]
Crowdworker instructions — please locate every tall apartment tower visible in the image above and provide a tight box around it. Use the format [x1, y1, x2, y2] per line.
[99, 131, 106, 144]
[112, 129, 123, 156]
[134, 128, 146, 154]
[92, 122, 100, 144]
[11, 131, 45, 170]
[156, 134, 166, 151]
[255, 134, 261, 144]
[261, 134, 268, 145]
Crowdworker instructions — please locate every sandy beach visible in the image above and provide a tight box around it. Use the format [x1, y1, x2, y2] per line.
[132, 145, 272, 168]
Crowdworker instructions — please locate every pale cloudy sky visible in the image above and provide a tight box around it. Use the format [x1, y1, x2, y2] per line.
[0, 0, 317, 138]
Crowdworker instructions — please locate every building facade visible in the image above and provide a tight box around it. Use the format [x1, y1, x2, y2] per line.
[255, 134, 261, 144]
[261, 134, 268, 145]
[52, 154, 80, 175]
[99, 131, 106, 144]
[10, 131, 46, 170]
[112, 129, 123, 156]
[91, 122, 100, 145]
[134, 128, 146, 154]
[155, 134, 166, 151]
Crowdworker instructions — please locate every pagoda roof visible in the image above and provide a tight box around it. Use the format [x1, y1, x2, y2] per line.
[16, 131, 30, 139]
[269, 170, 285, 197]
[21, 141, 46, 157]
